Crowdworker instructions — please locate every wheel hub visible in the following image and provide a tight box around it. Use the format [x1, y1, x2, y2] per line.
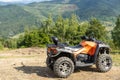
[59, 62, 71, 74]
[102, 58, 111, 69]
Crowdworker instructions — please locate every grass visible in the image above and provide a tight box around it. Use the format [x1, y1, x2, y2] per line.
[111, 53, 120, 66]
[111, 50, 120, 53]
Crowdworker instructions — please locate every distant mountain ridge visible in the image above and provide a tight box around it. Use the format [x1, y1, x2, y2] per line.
[51, 0, 120, 20]
[0, 2, 10, 5]
[0, 0, 120, 38]
[0, 0, 51, 5]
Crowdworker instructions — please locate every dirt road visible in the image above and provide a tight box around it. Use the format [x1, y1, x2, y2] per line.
[0, 48, 120, 80]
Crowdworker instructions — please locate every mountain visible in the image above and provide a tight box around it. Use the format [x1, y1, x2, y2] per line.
[0, 0, 52, 5]
[0, 1, 78, 38]
[74, 0, 120, 20]
[0, 5, 38, 38]
[51, 0, 120, 20]
[21, 0, 120, 21]
[0, 0, 120, 38]
[0, 2, 9, 5]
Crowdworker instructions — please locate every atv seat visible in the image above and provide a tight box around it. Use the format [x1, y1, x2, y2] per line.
[65, 45, 83, 52]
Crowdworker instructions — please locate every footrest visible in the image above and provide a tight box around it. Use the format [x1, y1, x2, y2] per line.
[76, 61, 93, 67]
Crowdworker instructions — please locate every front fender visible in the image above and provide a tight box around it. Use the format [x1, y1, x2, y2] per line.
[94, 44, 110, 63]
[48, 48, 76, 64]
[48, 48, 73, 57]
[99, 44, 110, 49]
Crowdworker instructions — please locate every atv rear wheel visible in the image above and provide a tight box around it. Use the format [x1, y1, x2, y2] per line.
[46, 57, 53, 70]
[96, 54, 112, 72]
[53, 57, 74, 78]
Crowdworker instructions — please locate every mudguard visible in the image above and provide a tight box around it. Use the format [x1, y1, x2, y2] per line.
[48, 47, 73, 57]
[94, 43, 110, 63]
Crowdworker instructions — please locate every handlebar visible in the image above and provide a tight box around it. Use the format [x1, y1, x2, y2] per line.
[81, 36, 104, 44]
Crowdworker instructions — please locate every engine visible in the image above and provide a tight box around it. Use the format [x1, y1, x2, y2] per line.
[77, 54, 89, 62]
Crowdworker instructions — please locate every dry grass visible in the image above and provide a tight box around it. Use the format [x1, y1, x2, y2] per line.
[111, 53, 120, 66]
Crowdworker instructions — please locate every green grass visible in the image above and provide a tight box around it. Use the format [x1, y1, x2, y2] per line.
[111, 54, 120, 66]
[111, 50, 120, 53]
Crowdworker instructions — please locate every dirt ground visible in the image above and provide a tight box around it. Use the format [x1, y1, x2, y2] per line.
[0, 48, 120, 80]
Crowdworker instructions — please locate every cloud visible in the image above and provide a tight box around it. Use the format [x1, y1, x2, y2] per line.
[0, 0, 50, 3]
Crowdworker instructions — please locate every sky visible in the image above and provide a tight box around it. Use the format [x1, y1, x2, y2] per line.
[0, 0, 51, 3]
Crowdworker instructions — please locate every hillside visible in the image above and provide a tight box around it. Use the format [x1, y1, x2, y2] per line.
[0, 2, 77, 38]
[0, 5, 38, 38]
[51, 0, 120, 20]
[0, 0, 120, 38]
[74, 0, 120, 20]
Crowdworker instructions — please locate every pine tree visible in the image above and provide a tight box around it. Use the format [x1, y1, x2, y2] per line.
[86, 18, 107, 41]
[66, 14, 80, 44]
[0, 41, 4, 50]
[55, 15, 64, 41]
[41, 14, 53, 35]
[112, 15, 120, 48]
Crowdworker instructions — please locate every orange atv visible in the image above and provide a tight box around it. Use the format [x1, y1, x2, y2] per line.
[46, 36, 112, 78]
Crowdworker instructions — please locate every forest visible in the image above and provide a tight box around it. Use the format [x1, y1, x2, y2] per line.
[0, 14, 119, 50]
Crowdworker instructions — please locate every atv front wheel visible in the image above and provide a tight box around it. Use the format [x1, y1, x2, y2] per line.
[96, 54, 112, 72]
[53, 57, 74, 78]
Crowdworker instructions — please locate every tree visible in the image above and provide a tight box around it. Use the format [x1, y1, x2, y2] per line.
[0, 38, 4, 50]
[86, 18, 107, 41]
[0, 41, 4, 50]
[41, 14, 53, 35]
[112, 15, 120, 48]
[17, 35, 25, 48]
[18, 29, 50, 47]
[16, 15, 109, 48]
[67, 14, 80, 44]
[5, 39, 17, 49]
[54, 15, 64, 41]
